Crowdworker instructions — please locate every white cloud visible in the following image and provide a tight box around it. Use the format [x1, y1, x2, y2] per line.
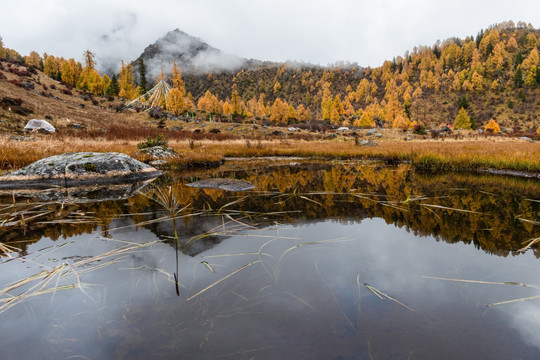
[0, 0, 538, 69]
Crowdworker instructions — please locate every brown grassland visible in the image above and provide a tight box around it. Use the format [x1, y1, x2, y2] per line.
[1, 133, 539, 176]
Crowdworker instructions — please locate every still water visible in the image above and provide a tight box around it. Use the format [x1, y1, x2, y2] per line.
[1, 160, 539, 359]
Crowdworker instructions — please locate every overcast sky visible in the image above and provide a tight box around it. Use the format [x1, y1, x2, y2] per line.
[0, 0, 538, 70]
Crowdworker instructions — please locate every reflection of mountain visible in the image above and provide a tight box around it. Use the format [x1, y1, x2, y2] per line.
[146, 213, 229, 257]
[154, 161, 540, 257]
[2, 162, 539, 258]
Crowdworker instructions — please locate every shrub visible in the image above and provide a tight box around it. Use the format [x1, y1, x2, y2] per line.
[8, 79, 23, 88]
[137, 133, 168, 149]
[1, 97, 23, 106]
[412, 124, 427, 135]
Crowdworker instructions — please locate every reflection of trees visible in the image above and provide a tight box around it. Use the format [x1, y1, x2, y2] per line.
[1, 163, 538, 258]
[165, 163, 539, 257]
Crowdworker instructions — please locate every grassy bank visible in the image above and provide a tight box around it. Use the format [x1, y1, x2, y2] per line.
[0, 135, 539, 175]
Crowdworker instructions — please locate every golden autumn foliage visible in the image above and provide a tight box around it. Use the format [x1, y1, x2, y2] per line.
[166, 88, 187, 116]
[197, 90, 221, 114]
[454, 107, 472, 130]
[484, 119, 501, 133]
[118, 61, 137, 100]
[270, 98, 289, 124]
[354, 111, 375, 128]
[24, 22, 540, 132]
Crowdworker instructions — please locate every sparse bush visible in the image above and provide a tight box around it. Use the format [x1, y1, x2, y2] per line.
[148, 107, 166, 119]
[8, 67, 31, 77]
[8, 79, 23, 88]
[412, 124, 427, 135]
[137, 133, 168, 149]
[61, 89, 72, 95]
[1, 97, 23, 106]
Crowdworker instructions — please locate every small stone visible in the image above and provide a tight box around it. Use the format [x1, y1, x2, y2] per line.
[366, 129, 377, 136]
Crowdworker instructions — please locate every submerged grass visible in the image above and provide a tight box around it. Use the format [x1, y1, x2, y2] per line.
[0, 239, 161, 314]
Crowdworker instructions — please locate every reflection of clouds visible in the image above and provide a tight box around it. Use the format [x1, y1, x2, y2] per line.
[3, 216, 540, 358]
[505, 302, 540, 350]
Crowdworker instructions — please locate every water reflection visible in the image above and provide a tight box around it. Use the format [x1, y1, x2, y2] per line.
[0, 161, 539, 359]
[4, 160, 537, 257]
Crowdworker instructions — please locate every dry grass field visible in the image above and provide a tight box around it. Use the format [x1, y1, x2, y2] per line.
[1, 133, 539, 175]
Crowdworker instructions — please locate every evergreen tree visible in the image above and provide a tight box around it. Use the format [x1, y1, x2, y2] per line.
[105, 74, 119, 96]
[138, 58, 148, 94]
[514, 67, 524, 87]
[458, 95, 469, 109]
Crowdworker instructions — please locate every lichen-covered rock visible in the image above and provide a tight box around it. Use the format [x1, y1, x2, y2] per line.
[0, 152, 161, 189]
[186, 178, 255, 192]
[135, 146, 179, 160]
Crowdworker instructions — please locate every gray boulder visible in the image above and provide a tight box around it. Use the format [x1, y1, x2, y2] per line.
[359, 140, 379, 146]
[135, 146, 179, 160]
[366, 129, 377, 136]
[0, 152, 161, 189]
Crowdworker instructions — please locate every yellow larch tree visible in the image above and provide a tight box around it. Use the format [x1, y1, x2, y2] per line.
[470, 71, 484, 92]
[270, 98, 289, 124]
[24, 51, 41, 68]
[392, 114, 409, 130]
[118, 61, 137, 99]
[43, 55, 61, 78]
[454, 107, 472, 130]
[230, 89, 243, 116]
[297, 104, 311, 122]
[484, 119, 500, 133]
[320, 86, 333, 121]
[287, 105, 298, 122]
[222, 101, 233, 116]
[353, 110, 375, 128]
[330, 107, 341, 125]
[77, 50, 104, 95]
[198, 90, 221, 114]
[506, 36, 518, 52]
[521, 48, 539, 87]
[167, 61, 189, 115]
[167, 88, 187, 116]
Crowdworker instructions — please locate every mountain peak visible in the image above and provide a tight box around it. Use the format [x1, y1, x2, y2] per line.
[135, 28, 245, 77]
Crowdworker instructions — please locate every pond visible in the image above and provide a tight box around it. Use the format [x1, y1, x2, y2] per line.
[1, 159, 539, 359]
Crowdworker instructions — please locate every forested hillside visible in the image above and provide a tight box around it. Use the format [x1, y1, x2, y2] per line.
[1, 20, 539, 133]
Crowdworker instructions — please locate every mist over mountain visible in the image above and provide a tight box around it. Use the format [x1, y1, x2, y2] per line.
[133, 29, 247, 78]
